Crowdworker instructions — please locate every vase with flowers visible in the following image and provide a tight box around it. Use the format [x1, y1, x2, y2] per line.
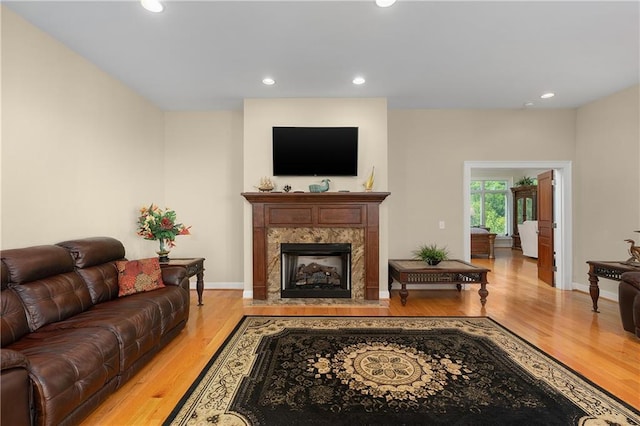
[136, 204, 191, 262]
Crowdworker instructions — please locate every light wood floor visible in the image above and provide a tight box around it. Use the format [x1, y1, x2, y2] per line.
[81, 249, 640, 425]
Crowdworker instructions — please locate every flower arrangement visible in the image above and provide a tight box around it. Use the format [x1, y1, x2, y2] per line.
[136, 204, 191, 252]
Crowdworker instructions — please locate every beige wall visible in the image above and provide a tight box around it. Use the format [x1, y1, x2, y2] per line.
[3, 6, 638, 301]
[574, 85, 640, 297]
[387, 109, 576, 261]
[1, 7, 165, 258]
[164, 111, 244, 285]
[242, 98, 389, 297]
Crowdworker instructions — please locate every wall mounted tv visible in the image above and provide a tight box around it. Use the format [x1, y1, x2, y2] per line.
[272, 126, 358, 176]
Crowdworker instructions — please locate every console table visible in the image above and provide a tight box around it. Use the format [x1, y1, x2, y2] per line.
[160, 258, 206, 306]
[586, 260, 640, 312]
[388, 259, 490, 306]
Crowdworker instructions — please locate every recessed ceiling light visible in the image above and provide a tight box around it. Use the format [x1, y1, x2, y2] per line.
[376, 0, 397, 7]
[352, 76, 366, 85]
[141, 0, 163, 13]
[262, 77, 276, 86]
[540, 92, 555, 99]
[524, 102, 534, 107]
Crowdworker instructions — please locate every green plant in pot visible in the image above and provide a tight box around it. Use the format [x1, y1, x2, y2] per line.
[515, 176, 536, 186]
[413, 243, 449, 266]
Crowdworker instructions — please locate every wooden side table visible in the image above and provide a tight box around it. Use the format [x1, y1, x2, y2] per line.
[160, 258, 206, 306]
[586, 260, 640, 312]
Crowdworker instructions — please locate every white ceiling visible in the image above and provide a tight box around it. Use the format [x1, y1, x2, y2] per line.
[5, 1, 639, 111]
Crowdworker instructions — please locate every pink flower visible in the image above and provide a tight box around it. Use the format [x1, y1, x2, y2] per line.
[160, 217, 174, 230]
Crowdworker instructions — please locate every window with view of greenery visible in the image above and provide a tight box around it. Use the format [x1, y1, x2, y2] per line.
[470, 180, 508, 235]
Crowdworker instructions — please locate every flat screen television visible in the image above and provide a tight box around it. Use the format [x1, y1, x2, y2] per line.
[272, 126, 358, 176]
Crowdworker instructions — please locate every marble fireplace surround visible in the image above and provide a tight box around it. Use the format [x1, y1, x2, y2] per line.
[242, 192, 390, 302]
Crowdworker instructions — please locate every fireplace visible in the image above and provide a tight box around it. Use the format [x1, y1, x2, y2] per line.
[241, 191, 390, 301]
[281, 243, 351, 298]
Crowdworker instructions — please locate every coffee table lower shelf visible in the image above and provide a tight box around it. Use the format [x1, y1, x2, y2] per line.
[388, 259, 490, 306]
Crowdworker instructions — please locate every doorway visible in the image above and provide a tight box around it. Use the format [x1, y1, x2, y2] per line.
[463, 161, 573, 291]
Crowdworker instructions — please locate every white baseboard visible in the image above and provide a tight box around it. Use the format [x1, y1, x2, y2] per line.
[572, 282, 618, 302]
[189, 281, 244, 290]
[190, 281, 620, 304]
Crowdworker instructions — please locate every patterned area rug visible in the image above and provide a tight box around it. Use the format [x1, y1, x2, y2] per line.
[165, 317, 639, 425]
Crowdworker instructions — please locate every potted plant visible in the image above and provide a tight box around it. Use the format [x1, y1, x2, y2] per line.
[413, 243, 449, 266]
[514, 176, 536, 186]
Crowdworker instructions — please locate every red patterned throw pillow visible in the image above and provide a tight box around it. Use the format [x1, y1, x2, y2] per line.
[116, 257, 165, 297]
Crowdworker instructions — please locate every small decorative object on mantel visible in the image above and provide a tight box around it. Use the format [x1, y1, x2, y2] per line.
[363, 166, 375, 192]
[283, 184, 292, 193]
[624, 235, 640, 265]
[136, 204, 191, 262]
[257, 177, 275, 192]
[309, 179, 331, 193]
[413, 243, 449, 266]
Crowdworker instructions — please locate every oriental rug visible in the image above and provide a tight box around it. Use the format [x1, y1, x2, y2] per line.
[165, 316, 639, 426]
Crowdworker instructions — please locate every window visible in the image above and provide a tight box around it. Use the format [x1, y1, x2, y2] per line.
[470, 180, 508, 235]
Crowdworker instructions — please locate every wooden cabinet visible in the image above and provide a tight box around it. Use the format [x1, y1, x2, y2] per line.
[511, 185, 537, 250]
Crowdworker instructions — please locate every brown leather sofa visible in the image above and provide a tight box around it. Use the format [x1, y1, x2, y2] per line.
[619, 271, 640, 338]
[0, 237, 190, 426]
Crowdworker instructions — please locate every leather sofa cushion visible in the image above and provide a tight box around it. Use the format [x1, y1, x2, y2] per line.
[8, 327, 120, 426]
[1, 288, 30, 346]
[56, 237, 125, 269]
[2, 245, 74, 284]
[10, 272, 93, 332]
[76, 263, 120, 305]
[140, 286, 190, 336]
[44, 296, 163, 372]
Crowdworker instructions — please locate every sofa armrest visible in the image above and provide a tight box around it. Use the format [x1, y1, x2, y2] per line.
[161, 266, 189, 290]
[1, 349, 33, 426]
[1, 348, 29, 370]
[621, 272, 640, 291]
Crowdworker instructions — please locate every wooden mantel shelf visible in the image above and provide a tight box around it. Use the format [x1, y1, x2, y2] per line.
[242, 191, 390, 301]
[241, 191, 390, 204]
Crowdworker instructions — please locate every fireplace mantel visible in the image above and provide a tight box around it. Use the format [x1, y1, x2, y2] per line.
[242, 192, 391, 204]
[242, 191, 390, 300]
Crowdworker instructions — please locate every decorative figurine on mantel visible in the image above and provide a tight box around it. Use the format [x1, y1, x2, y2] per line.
[256, 177, 275, 192]
[309, 179, 331, 193]
[363, 166, 375, 192]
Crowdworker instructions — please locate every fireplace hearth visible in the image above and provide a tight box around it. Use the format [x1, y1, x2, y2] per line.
[281, 243, 351, 298]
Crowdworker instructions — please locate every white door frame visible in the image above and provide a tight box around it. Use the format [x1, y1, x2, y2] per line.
[463, 161, 573, 291]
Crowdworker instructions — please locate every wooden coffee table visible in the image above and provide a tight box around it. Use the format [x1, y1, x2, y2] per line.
[388, 259, 490, 306]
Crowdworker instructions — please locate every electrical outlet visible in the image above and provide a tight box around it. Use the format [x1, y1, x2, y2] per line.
[439, 221, 445, 229]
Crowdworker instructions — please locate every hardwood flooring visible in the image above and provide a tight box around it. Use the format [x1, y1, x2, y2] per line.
[81, 248, 640, 425]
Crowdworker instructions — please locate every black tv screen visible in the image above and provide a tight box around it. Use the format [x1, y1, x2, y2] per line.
[272, 127, 358, 176]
